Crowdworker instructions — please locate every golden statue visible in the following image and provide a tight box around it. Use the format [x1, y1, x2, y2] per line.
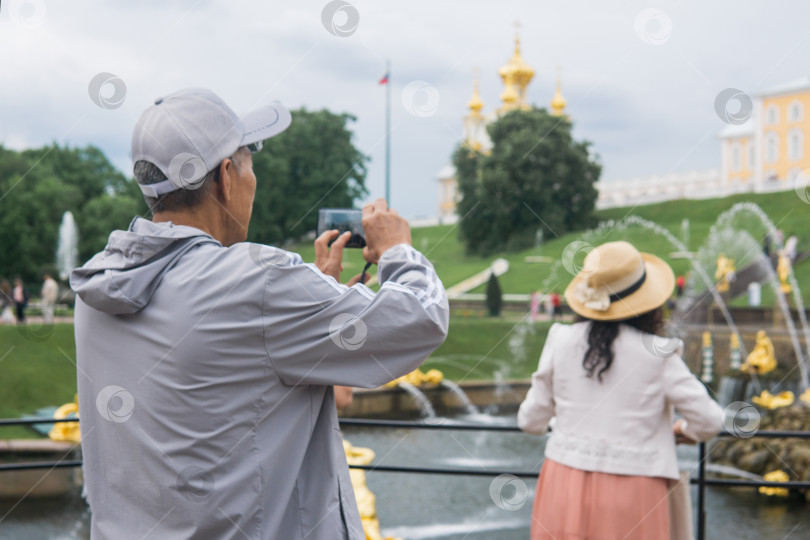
[343, 439, 400, 540]
[752, 390, 794, 409]
[759, 470, 790, 497]
[702, 331, 712, 348]
[777, 254, 793, 293]
[715, 255, 735, 292]
[385, 368, 443, 388]
[48, 395, 81, 443]
[729, 333, 742, 370]
[741, 330, 777, 375]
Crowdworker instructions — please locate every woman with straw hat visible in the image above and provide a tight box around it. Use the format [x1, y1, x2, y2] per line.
[518, 241, 724, 539]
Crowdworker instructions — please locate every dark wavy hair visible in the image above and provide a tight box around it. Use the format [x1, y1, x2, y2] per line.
[577, 307, 664, 382]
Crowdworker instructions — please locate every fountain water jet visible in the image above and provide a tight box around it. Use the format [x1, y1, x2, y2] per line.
[620, 215, 749, 358]
[439, 380, 479, 415]
[56, 211, 79, 281]
[397, 382, 437, 419]
[712, 202, 810, 389]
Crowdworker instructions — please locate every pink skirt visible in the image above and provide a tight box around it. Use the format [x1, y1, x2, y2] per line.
[531, 459, 670, 540]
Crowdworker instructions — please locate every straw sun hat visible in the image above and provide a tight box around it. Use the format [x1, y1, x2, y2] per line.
[564, 241, 675, 321]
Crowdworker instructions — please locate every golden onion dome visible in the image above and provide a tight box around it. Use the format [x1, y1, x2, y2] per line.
[550, 69, 567, 116]
[499, 34, 535, 86]
[500, 80, 518, 106]
[467, 72, 484, 114]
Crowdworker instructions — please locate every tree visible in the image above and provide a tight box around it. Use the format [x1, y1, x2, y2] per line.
[453, 107, 601, 256]
[0, 144, 146, 283]
[79, 193, 144, 263]
[248, 108, 368, 245]
[485, 272, 503, 317]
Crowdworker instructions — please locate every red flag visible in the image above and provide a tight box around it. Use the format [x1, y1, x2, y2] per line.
[378, 72, 389, 85]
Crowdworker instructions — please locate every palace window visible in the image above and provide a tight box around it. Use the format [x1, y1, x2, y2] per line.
[788, 129, 804, 161]
[746, 140, 755, 170]
[731, 143, 741, 172]
[766, 104, 779, 125]
[765, 132, 779, 163]
[789, 101, 804, 122]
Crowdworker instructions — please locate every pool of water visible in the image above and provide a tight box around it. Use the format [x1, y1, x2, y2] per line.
[342, 413, 810, 540]
[1, 413, 808, 539]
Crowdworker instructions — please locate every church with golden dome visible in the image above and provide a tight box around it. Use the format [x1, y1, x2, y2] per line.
[438, 31, 567, 220]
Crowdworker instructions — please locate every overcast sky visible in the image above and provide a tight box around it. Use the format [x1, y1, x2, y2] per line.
[2, 0, 809, 220]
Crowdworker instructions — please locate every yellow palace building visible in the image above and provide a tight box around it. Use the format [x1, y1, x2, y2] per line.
[720, 77, 810, 186]
[437, 32, 566, 221]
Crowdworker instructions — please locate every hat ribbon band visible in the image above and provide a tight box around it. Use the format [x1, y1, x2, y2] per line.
[608, 268, 647, 303]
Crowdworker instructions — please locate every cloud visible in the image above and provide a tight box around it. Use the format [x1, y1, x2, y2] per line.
[2, 0, 810, 220]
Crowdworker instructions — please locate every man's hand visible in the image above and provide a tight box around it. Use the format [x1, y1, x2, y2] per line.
[334, 386, 354, 409]
[314, 230, 351, 281]
[345, 272, 370, 287]
[362, 198, 411, 264]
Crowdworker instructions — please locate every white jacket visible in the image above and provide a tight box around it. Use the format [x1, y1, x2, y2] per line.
[518, 322, 724, 480]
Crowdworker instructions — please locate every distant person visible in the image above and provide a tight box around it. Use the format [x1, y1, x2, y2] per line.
[518, 241, 724, 540]
[530, 290, 541, 322]
[550, 291, 561, 320]
[763, 232, 772, 262]
[543, 292, 553, 319]
[70, 88, 448, 539]
[41, 273, 58, 325]
[0, 279, 14, 324]
[12, 278, 28, 325]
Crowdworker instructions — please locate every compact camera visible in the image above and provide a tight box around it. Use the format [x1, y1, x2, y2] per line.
[317, 209, 366, 248]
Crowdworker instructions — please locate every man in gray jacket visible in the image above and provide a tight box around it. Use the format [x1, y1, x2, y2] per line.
[71, 88, 449, 539]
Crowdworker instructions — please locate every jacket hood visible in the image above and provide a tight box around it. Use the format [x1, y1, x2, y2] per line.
[70, 217, 220, 315]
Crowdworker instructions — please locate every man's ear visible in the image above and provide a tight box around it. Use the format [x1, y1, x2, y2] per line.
[216, 158, 234, 203]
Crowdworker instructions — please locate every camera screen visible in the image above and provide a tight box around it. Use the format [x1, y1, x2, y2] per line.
[317, 209, 366, 248]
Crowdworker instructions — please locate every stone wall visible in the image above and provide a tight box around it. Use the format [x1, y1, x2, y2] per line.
[339, 381, 531, 419]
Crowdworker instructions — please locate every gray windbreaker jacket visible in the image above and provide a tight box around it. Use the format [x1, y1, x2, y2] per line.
[71, 217, 449, 539]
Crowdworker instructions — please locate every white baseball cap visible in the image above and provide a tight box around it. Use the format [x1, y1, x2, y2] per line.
[131, 88, 291, 197]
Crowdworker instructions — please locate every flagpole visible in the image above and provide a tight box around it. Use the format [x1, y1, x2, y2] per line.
[385, 59, 391, 206]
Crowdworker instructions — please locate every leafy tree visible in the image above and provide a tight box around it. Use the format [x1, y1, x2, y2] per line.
[24, 145, 130, 201]
[454, 107, 601, 255]
[0, 166, 80, 284]
[0, 144, 145, 283]
[485, 272, 503, 317]
[248, 108, 368, 245]
[79, 193, 144, 263]
[0, 106, 366, 284]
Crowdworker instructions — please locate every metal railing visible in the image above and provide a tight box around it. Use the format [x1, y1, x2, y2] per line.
[2, 416, 810, 539]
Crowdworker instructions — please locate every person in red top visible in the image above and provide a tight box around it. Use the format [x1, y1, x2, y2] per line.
[550, 291, 561, 320]
[675, 274, 686, 297]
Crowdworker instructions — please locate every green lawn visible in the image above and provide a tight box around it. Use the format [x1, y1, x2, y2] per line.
[0, 317, 551, 438]
[423, 318, 552, 382]
[0, 324, 78, 439]
[4, 188, 807, 437]
[287, 190, 810, 305]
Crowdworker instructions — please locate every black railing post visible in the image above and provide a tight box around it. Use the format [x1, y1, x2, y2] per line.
[697, 441, 706, 540]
